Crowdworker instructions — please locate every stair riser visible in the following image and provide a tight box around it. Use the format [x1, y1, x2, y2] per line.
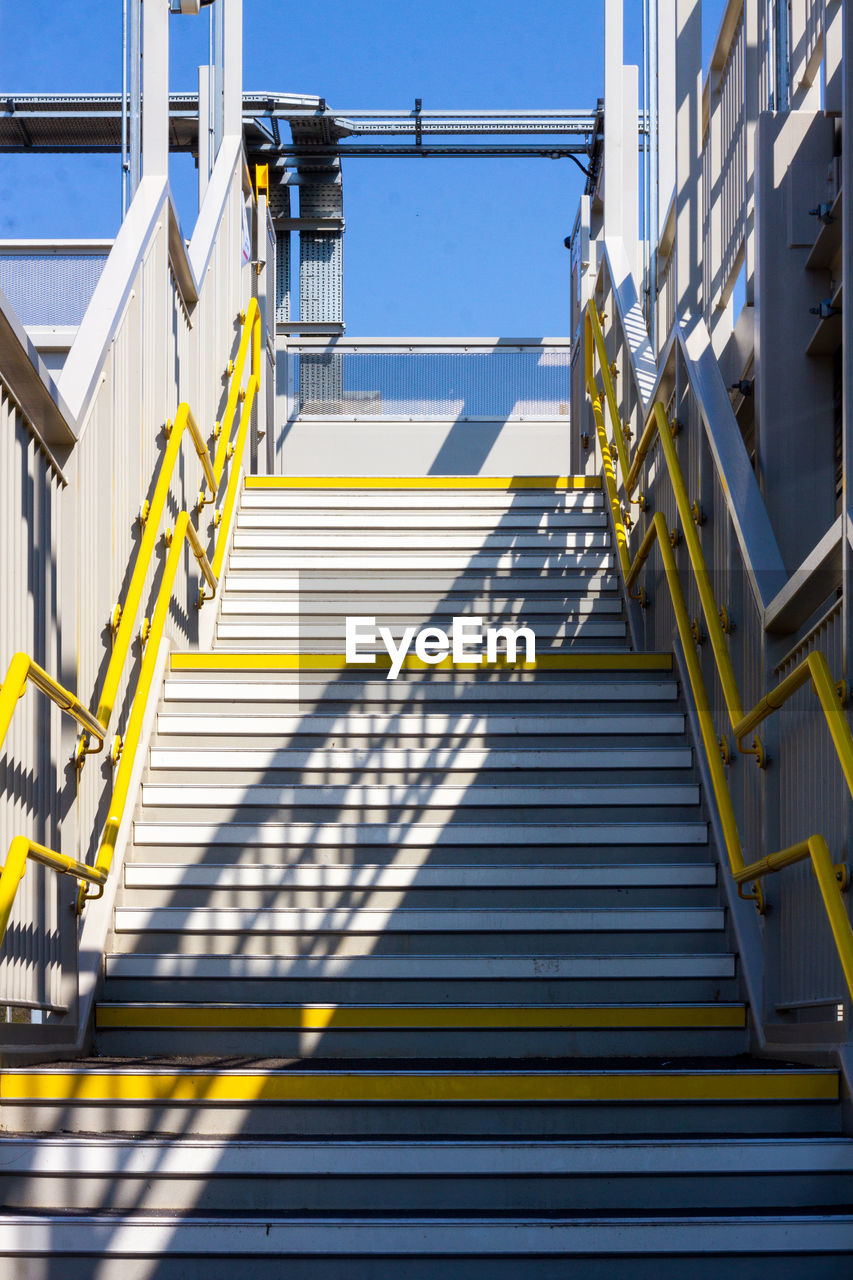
[108, 931, 732, 957]
[5, 1169, 850, 1215]
[100, 977, 743, 1004]
[0, 1254, 845, 1280]
[2, 1102, 840, 1139]
[130, 826, 709, 851]
[219, 596, 623, 616]
[240, 495, 605, 512]
[235, 513, 609, 529]
[115, 887, 721, 911]
[92, 1027, 750, 1058]
[141, 768, 695, 789]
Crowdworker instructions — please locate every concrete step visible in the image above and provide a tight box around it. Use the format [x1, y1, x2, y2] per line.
[153, 714, 686, 746]
[236, 509, 609, 530]
[92, 1002, 748, 1058]
[104, 952, 737, 982]
[219, 595, 624, 616]
[113, 906, 726, 936]
[145, 748, 690, 774]
[101, 952, 741, 1004]
[227, 551, 615, 571]
[161, 678, 679, 708]
[231, 531, 613, 551]
[0, 1062, 839, 1138]
[215, 621, 628, 643]
[123, 863, 713, 892]
[139, 781, 700, 807]
[131, 820, 708, 850]
[240, 489, 605, 511]
[2, 1214, 852, 1280]
[2, 1136, 850, 1215]
[223, 570, 619, 593]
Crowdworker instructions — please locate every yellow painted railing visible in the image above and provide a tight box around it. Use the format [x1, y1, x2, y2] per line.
[0, 298, 262, 944]
[585, 303, 853, 999]
[0, 653, 105, 760]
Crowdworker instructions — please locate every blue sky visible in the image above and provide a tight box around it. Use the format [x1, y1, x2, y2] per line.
[0, 1, 727, 334]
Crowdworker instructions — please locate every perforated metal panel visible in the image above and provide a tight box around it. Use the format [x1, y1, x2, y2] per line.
[275, 230, 291, 323]
[299, 234, 343, 323]
[294, 350, 571, 418]
[0, 250, 109, 326]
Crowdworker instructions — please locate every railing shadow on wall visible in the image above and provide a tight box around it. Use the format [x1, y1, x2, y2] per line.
[0, 136, 264, 1047]
[585, 240, 853, 1060]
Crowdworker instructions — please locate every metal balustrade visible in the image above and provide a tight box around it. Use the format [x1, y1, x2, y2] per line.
[283, 341, 572, 421]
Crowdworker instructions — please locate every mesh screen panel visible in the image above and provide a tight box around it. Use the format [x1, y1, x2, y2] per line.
[0, 251, 109, 326]
[295, 350, 571, 418]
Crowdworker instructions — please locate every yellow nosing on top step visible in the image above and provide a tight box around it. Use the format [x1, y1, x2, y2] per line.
[0, 1069, 837, 1105]
[170, 652, 673, 673]
[95, 1004, 747, 1032]
[245, 475, 601, 490]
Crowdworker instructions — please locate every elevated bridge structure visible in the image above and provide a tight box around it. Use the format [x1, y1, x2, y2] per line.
[1, 0, 853, 1274]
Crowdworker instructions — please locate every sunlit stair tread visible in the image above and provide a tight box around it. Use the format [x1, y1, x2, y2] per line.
[219, 595, 624, 614]
[227, 551, 615, 570]
[123, 862, 713, 889]
[113, 906, 725, 933]
[131, 820, 708, 846]
[103, 953, 737, 980]
[236, 509, 609, 529]
[160, 687, 681, 711]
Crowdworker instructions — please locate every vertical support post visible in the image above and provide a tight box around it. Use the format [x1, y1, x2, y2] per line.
[198, 64, 212, 207]
[224, 0, 243, 138]
[674, 0, 702, 317]
[657, 0, 676, 242]
[121, 0, 128, 217]
[842, 0, 853, 868]
[213, 0, 225, 158]
[648, 0, 659, 344]
[604, 0, 626, 250]
[621, 64, 640, 283]
[128, 0, 142, 200]
[142, 0, 169, 179]
[744, 0, 759, 306]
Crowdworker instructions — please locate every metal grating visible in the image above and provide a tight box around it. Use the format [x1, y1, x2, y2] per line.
[0, 249, 109, 326]
[293, 350, 572, 418]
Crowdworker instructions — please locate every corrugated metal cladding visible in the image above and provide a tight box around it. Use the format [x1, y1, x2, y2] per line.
[0, 392, 63, 1011]
[0, 252, 109, 326]
[0, 164, 251, 1019]
[773, 602, 850, 1009]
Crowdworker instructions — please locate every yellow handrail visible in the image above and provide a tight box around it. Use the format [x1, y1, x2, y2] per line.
[584, 303, 853, 998]
[0, 653, 105, 757]
[1, 299, 263, 944]
[0, 838, 107, 942]
[86, 510, 217, 905]
[95, 403, 215, 731]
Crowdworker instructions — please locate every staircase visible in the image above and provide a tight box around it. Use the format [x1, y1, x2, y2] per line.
[2, 477, 851, 1276]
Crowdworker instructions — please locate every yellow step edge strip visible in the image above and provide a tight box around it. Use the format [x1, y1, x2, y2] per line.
[95, 1005, 747, 1031]
[0, 1070, 836, 1104]
[170, 653, 673, 673]
[245, 476, 601, 491]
